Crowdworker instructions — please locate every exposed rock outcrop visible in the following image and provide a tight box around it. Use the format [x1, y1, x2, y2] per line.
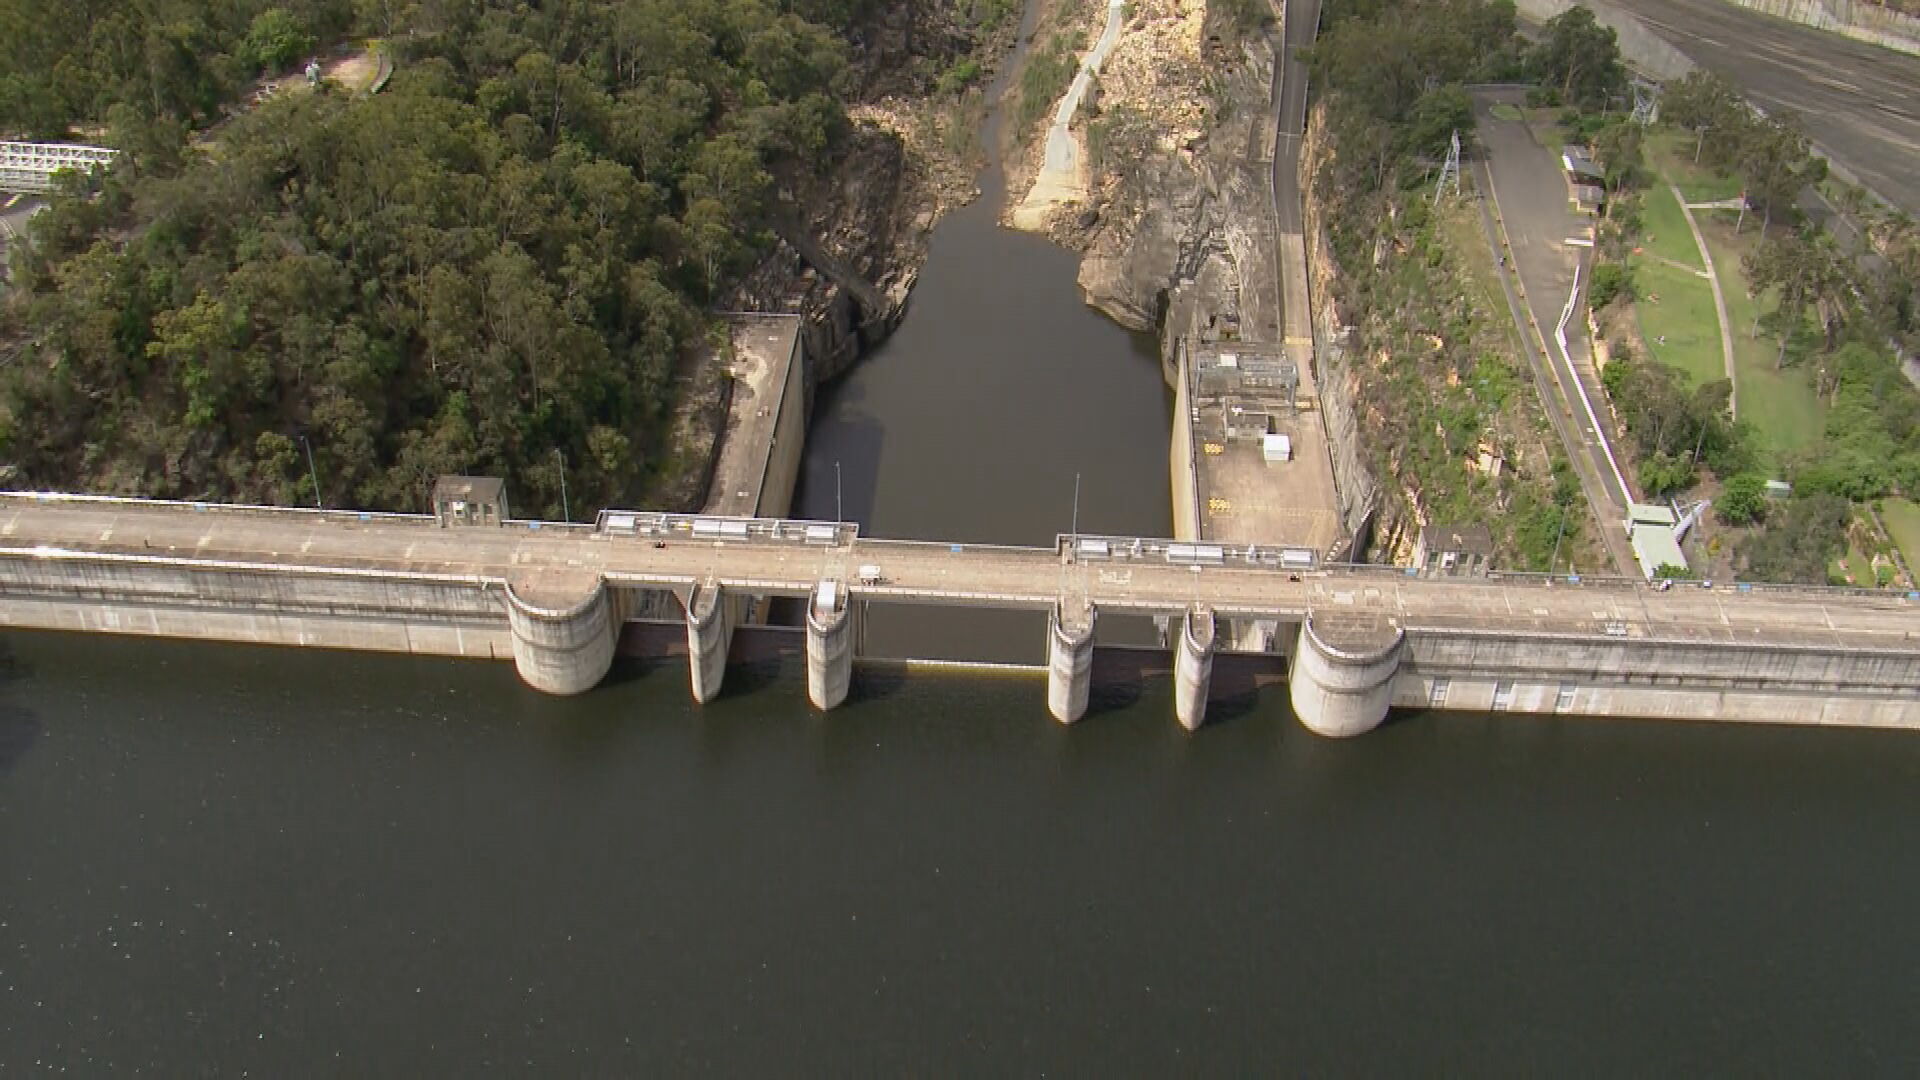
[1076, 33, 1278, 377]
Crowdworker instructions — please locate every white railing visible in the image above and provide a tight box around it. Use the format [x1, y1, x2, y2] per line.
[0, 141, 118, 194]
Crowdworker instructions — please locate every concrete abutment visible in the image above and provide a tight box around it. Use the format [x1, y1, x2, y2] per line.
[502, 571, 617, 696]
[1290, 614, 1405, 737]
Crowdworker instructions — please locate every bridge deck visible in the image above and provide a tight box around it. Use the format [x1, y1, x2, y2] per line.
[2, 495, 1915, 654]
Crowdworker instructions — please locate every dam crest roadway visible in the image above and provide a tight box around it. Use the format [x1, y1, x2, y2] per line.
[1, 492, 1916, 737]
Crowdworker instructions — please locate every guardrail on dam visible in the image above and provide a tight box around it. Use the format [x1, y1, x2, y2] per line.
[1, 491, 1917, 736]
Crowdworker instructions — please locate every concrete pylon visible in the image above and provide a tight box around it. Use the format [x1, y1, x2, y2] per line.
[502, 571, 616, 695]
[805, 578, 854, 710]
[1046, 598, 1096, 723]
[1289, 613, 1405, 737]
[684, 581, 734, 704]
[1175, 604, 1216, 731]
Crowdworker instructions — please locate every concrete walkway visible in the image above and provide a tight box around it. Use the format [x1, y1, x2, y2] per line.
[1011, 0, 1127, 228]
[1673, 182, 1738, 419]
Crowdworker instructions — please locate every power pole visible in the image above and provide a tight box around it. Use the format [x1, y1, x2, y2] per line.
[1630, 80, 1659, 126]
[1433, 130, 1461, 206]
[554, 447, 569, 522]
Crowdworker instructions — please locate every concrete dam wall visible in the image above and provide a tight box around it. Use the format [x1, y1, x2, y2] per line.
[3, 519, 1916, 737]
[0, 551, 512, 661]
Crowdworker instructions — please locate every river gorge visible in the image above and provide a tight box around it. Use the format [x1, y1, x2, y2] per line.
[7, 0, 1920, 1070]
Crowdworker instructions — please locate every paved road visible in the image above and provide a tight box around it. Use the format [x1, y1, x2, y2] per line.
[0, 193, 45, 278]
[1469, 163, 1639, 577]
[1473, 92, 1634, 515]
[3, 495, 1915, 651]
[1605, 0, 1920, 213]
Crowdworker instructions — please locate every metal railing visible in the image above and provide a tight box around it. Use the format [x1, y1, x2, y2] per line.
[0, 142, 117, 194]
[5, 491, 1914, 606]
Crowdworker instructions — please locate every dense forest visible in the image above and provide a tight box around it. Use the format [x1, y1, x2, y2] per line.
[0, 0, 895, 515]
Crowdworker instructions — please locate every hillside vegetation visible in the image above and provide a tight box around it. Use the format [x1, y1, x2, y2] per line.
[1306, 0, 1602, 571]
[0, 0, 884, 516]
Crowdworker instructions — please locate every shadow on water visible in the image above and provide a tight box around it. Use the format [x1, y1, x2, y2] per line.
[794, 405, 885, 527]
[0, 642, 42, 775]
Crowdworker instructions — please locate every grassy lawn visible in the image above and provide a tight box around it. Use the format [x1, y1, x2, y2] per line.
[1491, 103, 1522, 122]
[1883, 498, 1920, 572]
[1629, 258, 1724, 388]
[1646, 131, 1744, 203]
[1439, 201, 1512, 338]
[1635, 182, 1705, 271]
[1695, 215, 1826, 462]
[1834, 548, 1875, 587]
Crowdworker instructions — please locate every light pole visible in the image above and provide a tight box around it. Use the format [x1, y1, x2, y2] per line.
[835, 460, 843, 525]
[554, 447, 569, 522]
[298, 434, 322, 510]
[1070, 472, 1081, 543]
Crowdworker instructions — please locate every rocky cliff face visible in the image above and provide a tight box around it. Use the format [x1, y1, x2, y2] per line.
[730, 123, 926, 395]
[1299, 103, 1383, 557]
[1075, 34, 1279, 382]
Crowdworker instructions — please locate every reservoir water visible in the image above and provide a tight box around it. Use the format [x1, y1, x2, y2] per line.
[7, 10, 1920, 1074]
[7, 633, 1920, 1072]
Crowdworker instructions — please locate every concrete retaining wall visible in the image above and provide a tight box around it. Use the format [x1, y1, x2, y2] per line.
[1718, 0, 1920, 54]
[1512, 0, 1699, 79]
[1169, 342, 1202, 543]
[1398, 629, 1920, 727]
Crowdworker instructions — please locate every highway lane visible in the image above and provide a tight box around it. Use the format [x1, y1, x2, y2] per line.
[1604, 0, 1920, 213]
[2, 495, 1915, 651]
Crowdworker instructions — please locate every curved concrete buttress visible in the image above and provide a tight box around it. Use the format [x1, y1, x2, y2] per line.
[1175, 604, 1216, 731]
[1047, 599, 1096, 724]
[503, 570, 616, 695]
[806, 580, 854, 711]
[1290, 614, 1405, 737]
[685, 581, 733, 704]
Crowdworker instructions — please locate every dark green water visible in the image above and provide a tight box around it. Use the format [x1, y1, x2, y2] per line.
[5, 631, 1920, 1072]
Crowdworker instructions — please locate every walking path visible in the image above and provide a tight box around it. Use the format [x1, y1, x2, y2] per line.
[1674, 182, 1738, 419]
[1011, 0, 1127, 229]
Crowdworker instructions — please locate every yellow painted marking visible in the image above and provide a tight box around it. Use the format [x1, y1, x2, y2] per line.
[1284, 336, 1312, 346]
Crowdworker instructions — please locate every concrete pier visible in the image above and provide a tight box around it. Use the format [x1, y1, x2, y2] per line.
[1175, 605, 1217, 731]
[1290, 613, 1405, 737]
[502, 570, 617, 696]
[684, 581, 735, 703]
[805, 579, 854, 710]
[1047, 598, 1096, 724]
